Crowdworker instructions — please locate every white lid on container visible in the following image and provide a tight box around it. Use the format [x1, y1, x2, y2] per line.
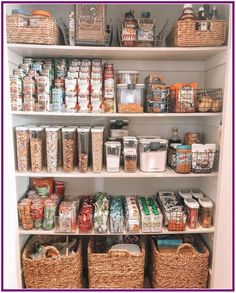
[123, 136, 137, 141]
[29, 126, 44, 131]
[15, 126, 29, 131]
[139, 138, 167, 144]
[62, 127, 76, 132]
[105, 141, 121, 147]
[45, 127, 60, 132]
[91, 126, 105, 133]
[199, 7, 204, 11]
[137, 136, 161, 140]
[117, 71, 139, 74]
[190, 189, 205, 199]
[183, 4, 193, 9]
[178, 189, 192, 199]
[184, 198, 199, 209]
[117, 84, 144, 88]
[77, 126, 90, 132]
[199, 197, 213, 208]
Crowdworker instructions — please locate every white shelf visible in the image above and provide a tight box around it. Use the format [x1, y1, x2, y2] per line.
[11, 111, 223, 118]
[18, 225, 215, 236]
[15, 167, 218, 178]
[7, 44, 227, 61]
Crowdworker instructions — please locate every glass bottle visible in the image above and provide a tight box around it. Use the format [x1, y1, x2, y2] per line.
[211, 6, 219, 20]
[179, 4, 196, 21]
[198, 7, 208, 31]
[169, 127, 182, 146]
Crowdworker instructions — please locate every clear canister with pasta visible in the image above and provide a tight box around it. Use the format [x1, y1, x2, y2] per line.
[62, 127, 76, 172]
[46, 127, 59, 173]
[29, 127, 44, 172]
[91, 126, 104, 173]
[77, 126, 90, 173]
[15, 126, 30, 172]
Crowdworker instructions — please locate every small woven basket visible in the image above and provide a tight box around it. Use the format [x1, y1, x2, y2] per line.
[22, 235, 83, 288]
[7, 14, 60, 45]
[169, 19, 227, 47]
[88, 237, 145, 288]
[150, 238, 209, 288]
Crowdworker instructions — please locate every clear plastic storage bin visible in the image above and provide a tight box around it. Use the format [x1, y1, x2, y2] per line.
[105, 141, 121, 172]
[91, 127, 104, 173]
[77, 126, 90, 173]
[117, 84, 144, 113]
[62, 127, 76, 172]
[15, 126, 30, 172]
[29, 127, 44, 172]
[46, 127, 59, 173]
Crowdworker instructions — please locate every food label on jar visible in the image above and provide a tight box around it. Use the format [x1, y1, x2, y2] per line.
[78, 78, 90, 95]
[78, 100, 90, 113]
[38, 94, 50, 111]
[104, 78, 115, 88]
[67, 71, 79, 79]
[122, 27, 136, 42]
[137, 29, 154, 42]
[65, 96, 77, 112]
[11, 95, 23, 111]
[91, 71, 102, 79]
[91, 100, 103, 113]
[104, 87, 115, 99]
[65, 78, 77, 96]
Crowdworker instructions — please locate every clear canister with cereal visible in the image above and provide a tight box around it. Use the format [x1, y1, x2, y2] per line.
[15, 126, 30, 172]
[199, 197, 213, 228]
[91, 126, 104, 173]
[123, 136, 138, 173]
[62, 127, 76, 173]
[46, 127, 60, 173]
[77, 126, 90, 173]
[29, 127, 44, 172]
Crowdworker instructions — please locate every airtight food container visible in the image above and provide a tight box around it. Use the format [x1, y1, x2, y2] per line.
[117, 71, 139, 84]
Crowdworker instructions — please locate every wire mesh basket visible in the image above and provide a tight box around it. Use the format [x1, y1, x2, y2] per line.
[118, 19, 168, 47]
[170, 87, 197, 113]
[196, 88, 223, 113]
[192, 150, 216, 173]
[145, 88, 172, 113]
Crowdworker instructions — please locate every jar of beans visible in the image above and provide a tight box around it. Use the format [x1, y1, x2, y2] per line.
[91, 126, 104, 173]
[46, 127, 59, 173]
[29, 127, 44, 172]
[62, 127, 76, 172]
[15, 126, 30, 172]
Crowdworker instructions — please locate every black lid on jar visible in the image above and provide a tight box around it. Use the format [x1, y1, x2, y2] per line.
[141, 11, 150, 18]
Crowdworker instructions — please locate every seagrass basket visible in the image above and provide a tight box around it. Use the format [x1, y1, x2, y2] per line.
[169, 19, 227, 47]
[88, 237, 145, 288]
[22, 235, 83, 288]
[7, 14, 60, 45]
[150, 237, 209, 288]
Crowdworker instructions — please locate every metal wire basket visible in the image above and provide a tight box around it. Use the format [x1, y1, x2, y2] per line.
[196, 88, 223, 113]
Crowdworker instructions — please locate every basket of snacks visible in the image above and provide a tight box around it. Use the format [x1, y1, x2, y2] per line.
[22, 235, 83, 288]
[88, 235, 145, 288]
[6, 10, 60, 45]
[196, 88, 223, 112]
[150, 234, 209, 288]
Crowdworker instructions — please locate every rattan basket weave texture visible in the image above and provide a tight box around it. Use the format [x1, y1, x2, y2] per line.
[22, 235, 83, 289]
[150, 238, 209, 288]
[7, 14, 60, 45]
[170, 19, 227, 47]
[88, 237, 145, 288]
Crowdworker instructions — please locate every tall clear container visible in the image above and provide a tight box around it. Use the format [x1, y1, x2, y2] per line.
[15, 126, 30, 172]
[123, 136, 138, 173]
[46, 127, 59, 173]
[105, 141, 121, 172]
[62, 127, 76, 172]
[29, 127, 44, 172]
[91, 126, 104, 173]
[77, 126, 90, 173]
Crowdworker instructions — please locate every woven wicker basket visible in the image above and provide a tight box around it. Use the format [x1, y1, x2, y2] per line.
[88, 238, 145, 288]
[150, 238, 209, 288]
[22, 235, 83, 289]
[169, 19, 227, 47]
[7, 14, 60, 45]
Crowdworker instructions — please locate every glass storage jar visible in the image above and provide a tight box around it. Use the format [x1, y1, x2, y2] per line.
[117, 84, 144, 113]
[91, 126, 104, 173]
[15, 126, 30, 172]
[77, 126, 90, 173]
[62, 127, 76, 172]
[46, 127, 59, 173]
[29, 127, 44, 172]
[105, 141, 121, 172]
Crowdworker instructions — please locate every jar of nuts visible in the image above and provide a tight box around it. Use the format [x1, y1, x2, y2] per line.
[15, 126, 30, 172]
[77, 126, 90, 173]
[62, 127, 76, 173]
[29, 127, 44, 172]
[91, 126, 104, 173]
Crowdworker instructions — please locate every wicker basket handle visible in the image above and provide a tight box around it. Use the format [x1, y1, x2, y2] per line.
[137, 18, 156, 31]
[78, 17, 97, 30]
[108, 249, 135, 257]
[176, 243, 197, 255]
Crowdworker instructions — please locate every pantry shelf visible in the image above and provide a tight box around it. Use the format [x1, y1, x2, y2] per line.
[15, 168, 218, 178]
[18, 225, 215, 236]
[7, 44, 228, 61]
[11, 111, 223, 118]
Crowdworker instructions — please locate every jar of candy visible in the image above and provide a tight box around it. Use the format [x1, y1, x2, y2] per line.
[29, 127, 44, 172]
[199, 197, 213, 228]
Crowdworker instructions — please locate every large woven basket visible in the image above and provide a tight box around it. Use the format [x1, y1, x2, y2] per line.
[169, 19, 227, 47]
[22, 235, 83, 289]
[150, 238, 209, 288]
[7, 14, 60, 45]
[88, 238, 145, 288]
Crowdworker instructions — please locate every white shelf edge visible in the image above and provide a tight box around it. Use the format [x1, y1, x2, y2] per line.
[11, 111, 223, 118]
[18, 226, 215, 236]
[15, 167, 218, 178]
